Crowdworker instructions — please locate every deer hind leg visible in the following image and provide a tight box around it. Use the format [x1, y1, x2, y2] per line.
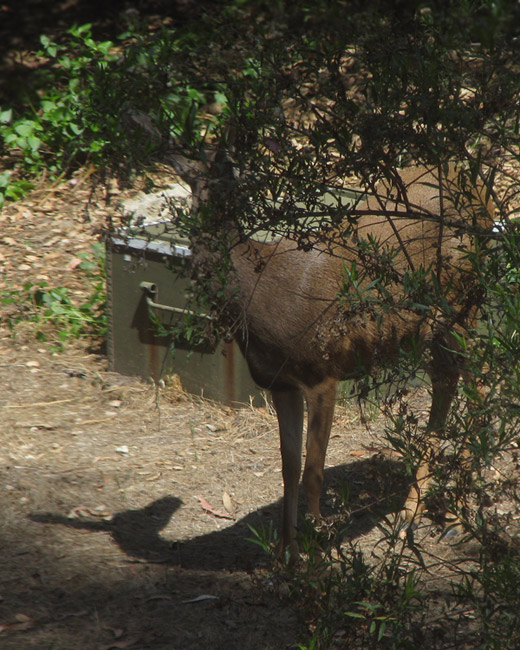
[401, 341, 461, 527]
[302, 378, 338, 522]
[271, 388, 305, 557]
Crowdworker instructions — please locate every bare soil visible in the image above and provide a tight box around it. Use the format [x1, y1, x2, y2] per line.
[2, 174, 516, 650]
[0, 177, 301, 649]
[0, 175, 407, 650]
[0, 175, 448, 649]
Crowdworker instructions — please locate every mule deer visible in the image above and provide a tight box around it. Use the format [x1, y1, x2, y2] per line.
[170, 154, 494, 558]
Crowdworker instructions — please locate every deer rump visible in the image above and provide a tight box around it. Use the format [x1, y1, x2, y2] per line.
[180, 162, 494, 557]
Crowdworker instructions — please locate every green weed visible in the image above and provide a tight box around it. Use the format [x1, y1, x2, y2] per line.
[246, 520, 280, 559]
[0, 23, 118, 205]
[0, 243, 106, 346]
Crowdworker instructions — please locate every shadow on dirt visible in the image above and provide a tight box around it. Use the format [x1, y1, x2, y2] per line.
[29, 454, 408, 571]
[0, 454, 412, 649]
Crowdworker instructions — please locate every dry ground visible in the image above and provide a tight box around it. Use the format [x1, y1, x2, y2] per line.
[0, 176, 517, 650]
[0, 177, 402, 650]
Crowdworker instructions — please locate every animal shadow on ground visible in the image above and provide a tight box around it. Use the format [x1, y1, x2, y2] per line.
[29, 455, 408, 571]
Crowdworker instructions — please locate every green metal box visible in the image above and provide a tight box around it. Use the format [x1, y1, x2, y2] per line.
[106, 183, 365, 406]
[106, 221, 263, 406]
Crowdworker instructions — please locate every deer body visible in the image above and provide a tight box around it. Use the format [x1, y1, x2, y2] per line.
[176, 161, 494, 557]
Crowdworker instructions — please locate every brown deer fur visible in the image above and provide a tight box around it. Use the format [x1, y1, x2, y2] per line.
[172, 159, 494, 557]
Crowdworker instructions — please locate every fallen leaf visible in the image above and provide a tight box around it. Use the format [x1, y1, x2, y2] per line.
[222, 491, 235, 517]
[182, 594, 218, 604]
[26, 360, 40, 368]
[0, 612, 34, 634]
[66, 257, 82, 270]
[69, 505, 95, 518]
[196, 495, 234, 520]
[68, 505, 111, 519]
[15, 613, 31, 623]
[145, 594, 174, 602]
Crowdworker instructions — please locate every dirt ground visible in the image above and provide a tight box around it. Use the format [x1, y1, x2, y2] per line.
[0, 174, 413, 650]
[1, 174, 516, 650]
[0, 174, 470, 650]
[0, 177, 299, 650]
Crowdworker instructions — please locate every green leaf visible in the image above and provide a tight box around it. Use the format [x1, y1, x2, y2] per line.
[0, 108, 12, 124]
[41, 100, 58, 113]
[27, 136, 42, 152]
[14, 122, 36, 137]
[214, 91, 227, 105]
[69, 123, 84, 135]
[59, 55, 72, 70]
[0, 171, 10, 188]
[40, 34, 59, 57]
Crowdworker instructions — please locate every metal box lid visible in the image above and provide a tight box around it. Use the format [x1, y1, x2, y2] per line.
[110, 221, 191, 259]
